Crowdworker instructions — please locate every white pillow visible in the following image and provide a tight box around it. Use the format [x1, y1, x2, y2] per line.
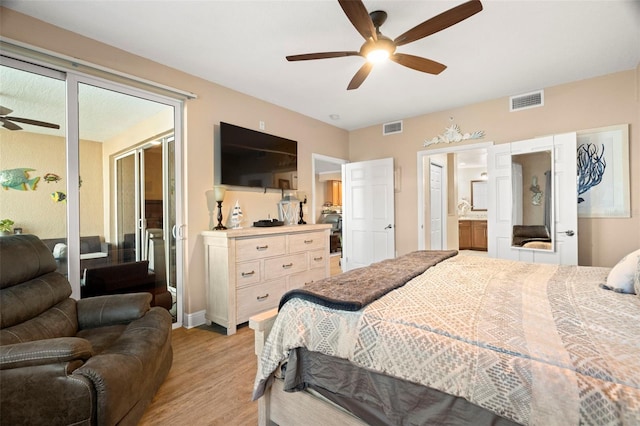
[53, 243, 67, 259]
[605, 248, 640, 294]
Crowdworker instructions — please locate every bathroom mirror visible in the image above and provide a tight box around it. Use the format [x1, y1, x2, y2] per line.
[511, 150, 553, 250]
[470, 180, 487, 211]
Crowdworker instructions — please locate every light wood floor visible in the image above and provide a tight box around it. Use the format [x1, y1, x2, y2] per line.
[140, 263, 343, 425]
[139, 324, 258, 425]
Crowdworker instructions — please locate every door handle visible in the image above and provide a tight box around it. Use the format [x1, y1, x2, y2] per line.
[384, 224, 393, 230]
[557, 230, 575, 237]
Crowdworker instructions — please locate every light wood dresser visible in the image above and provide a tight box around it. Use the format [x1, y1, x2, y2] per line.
[201, 224, 332, 335]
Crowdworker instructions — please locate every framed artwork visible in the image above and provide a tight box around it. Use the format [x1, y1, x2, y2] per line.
[577, 124, 630, 218]
[278, 179, 291, 190]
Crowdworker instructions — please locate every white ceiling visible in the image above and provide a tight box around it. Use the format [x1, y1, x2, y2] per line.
[2, 0, 639, 132]
[0, 65, 171, 141]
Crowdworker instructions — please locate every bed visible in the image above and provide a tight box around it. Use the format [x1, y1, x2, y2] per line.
[251, 250, 640, 426]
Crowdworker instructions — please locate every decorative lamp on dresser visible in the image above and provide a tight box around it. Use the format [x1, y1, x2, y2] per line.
[201, 224, 332, 335]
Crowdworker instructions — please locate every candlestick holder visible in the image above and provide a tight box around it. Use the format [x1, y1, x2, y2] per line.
[213, 186, 227, 230]
[297, 191, 307, 225]
[214, 201, 227, 230]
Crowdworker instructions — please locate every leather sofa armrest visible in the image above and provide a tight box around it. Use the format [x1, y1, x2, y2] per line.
[77, 293, 151, 330]
[0, 337, 93, 370]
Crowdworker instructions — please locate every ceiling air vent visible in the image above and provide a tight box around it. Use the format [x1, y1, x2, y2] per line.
[383, 120, 403, 135]
[510, 90, 544, 112]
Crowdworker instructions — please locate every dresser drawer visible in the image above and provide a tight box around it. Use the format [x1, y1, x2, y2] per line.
[236, 235, 286, 262]
[308, 250, 327, 270]
[264, 252, 307, 280]
[237, 280, 287, 323]
[235, 261, 261, 288]
[289, 231, 327, 253]
[289, 267, 327, 290]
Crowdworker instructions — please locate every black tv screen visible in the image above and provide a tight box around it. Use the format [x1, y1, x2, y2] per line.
[218, 122, 298, 190]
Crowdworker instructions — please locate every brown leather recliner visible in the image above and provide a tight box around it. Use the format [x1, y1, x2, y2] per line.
[82, 260, 173, 310]
[0, 234, 173, 425]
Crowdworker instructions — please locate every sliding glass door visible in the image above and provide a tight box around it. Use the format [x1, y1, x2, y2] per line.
[114, 136, 178, 318]
[1, 55, 184, 325]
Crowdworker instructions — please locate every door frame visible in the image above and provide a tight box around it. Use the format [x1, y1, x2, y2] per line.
[311, 153, 348, 225]
[417, 142, 494, 250]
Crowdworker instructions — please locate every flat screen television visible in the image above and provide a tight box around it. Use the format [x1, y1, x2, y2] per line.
[216, 122, 298, 190]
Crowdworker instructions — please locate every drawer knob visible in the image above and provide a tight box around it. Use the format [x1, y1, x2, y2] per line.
[256, 293, 269, 301]
[256, 245, 269, 250]
[241, 270, 255, 277]
[304, 239, 313, 244]
[282, 263, 293, 269]
[313, 256, 323, 261]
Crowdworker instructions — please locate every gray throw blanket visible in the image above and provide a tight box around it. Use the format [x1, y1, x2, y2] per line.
[278, 250, 457, 311]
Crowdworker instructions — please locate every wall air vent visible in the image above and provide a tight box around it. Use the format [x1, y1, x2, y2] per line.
[383, 120, 403, 135]
[510, 90, 544, 112]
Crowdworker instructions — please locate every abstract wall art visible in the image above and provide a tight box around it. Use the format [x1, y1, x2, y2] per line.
[576, 124, 629, 218]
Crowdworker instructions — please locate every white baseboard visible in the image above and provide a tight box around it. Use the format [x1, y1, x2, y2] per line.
[183, 309, 207, 329]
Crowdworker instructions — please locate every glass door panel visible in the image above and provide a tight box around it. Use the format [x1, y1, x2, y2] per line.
[166, 137, 177, 294]
[0, 60, 67, 273]
[78, 82, 177, 321]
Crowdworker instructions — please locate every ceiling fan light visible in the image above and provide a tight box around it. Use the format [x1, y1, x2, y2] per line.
[367, 49, 390, 63]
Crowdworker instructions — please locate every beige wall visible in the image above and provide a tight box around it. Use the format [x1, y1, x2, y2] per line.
[0, 8, 350, 318]
[349, 68, 640, 267]
[0, 130, 104, 238]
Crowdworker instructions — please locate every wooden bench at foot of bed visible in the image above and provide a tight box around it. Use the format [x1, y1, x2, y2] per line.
[250, 309, 365, 426]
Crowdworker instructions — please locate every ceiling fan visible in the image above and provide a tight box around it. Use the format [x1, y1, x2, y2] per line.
[286, 0, 483, 90]
[0, 106, 60, 131]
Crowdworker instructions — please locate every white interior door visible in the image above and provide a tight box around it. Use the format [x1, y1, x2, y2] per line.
[342, 158, 395, 271]
[487, 143, 513, 259]
[488, 134, 577, 264]
[429, 162, 444, 250]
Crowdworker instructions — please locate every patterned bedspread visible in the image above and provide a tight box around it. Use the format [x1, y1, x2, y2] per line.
[253, 254, 640, 425]
[278, 250, 457, 311]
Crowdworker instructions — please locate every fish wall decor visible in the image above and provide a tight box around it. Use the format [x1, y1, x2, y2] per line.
[0, 168, 40, 191]
[50, 191, 66, 203]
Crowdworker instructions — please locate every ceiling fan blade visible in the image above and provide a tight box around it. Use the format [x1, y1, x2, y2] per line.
[0, 118, 22, 131]
[0, 106, 13, 116]
[394, 0, 483, 46]
[338, 0, 377, 41]
[391, 53, 447, 75]
[287, 51, 360, 61]
[347, 62, 373, 90]
[4, 116, 60, 129]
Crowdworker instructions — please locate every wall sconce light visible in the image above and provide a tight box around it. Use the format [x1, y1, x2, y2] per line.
[297, 191, 307, 225]
[530, 175, 542, 205]
[213, 186, 227, 230]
